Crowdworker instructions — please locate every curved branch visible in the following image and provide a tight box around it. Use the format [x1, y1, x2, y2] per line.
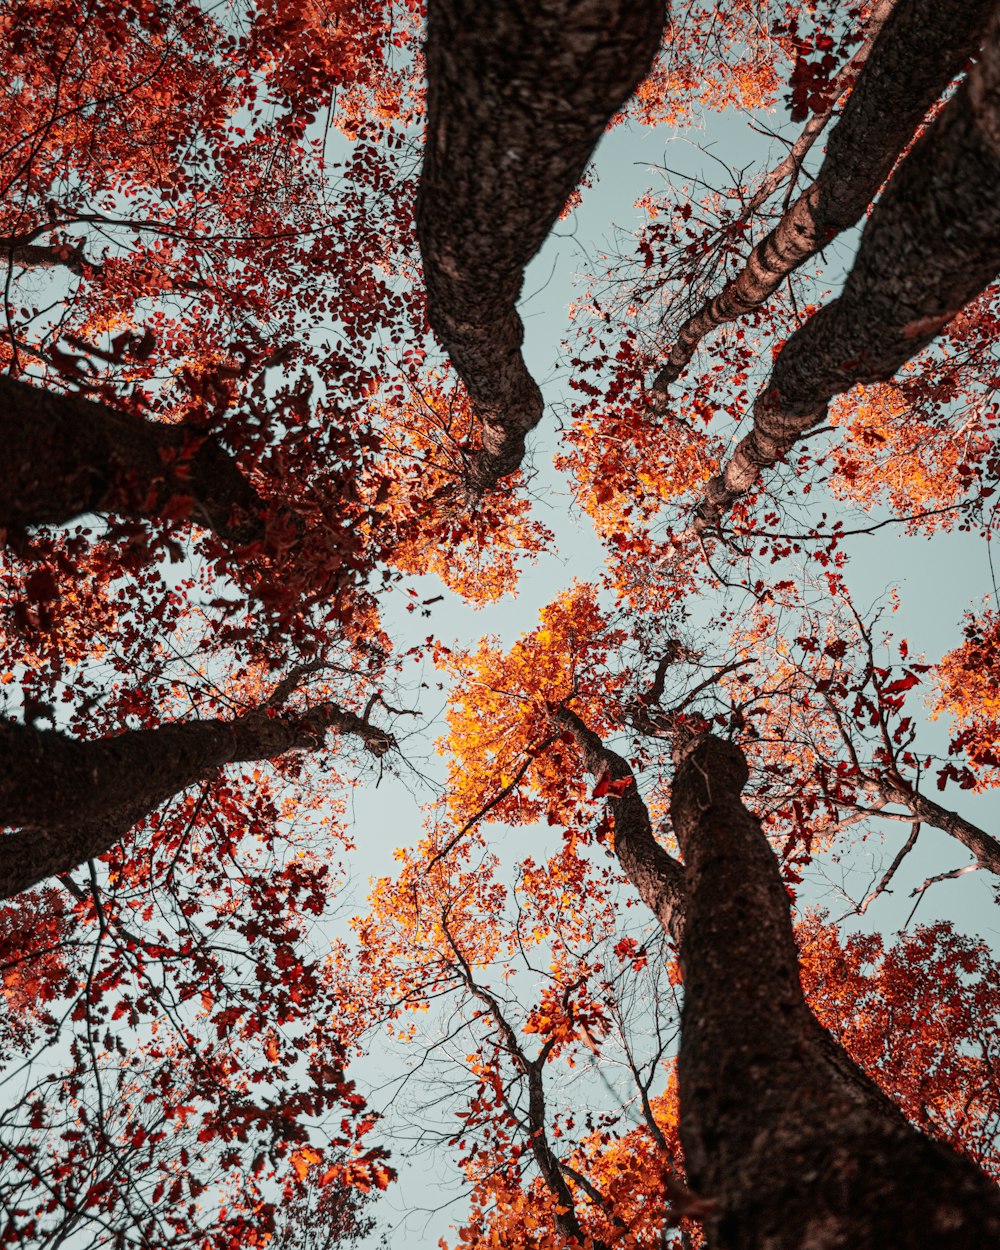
[417, 0, 665, 494]
[550, 705, 685, 944]
[441, 917, 599, 1249]
[878, 777, 1000, 877]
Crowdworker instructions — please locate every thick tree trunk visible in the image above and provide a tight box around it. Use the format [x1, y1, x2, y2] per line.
[553, 706, 685, 943]
[0, 705, 393, 898]
[417, 0, 665, 494]
[691, 14, 1000, 531]
[671, 735, 1000, 1249]
[0, 375, 267, 545]
[730, 0, 897, 229]
[653, 0, 994, 391]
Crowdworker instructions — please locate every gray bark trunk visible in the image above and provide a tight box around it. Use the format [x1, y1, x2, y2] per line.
[417, 0, 665, 494]
[8, 242, 90, 275]
[692, 14, 1000, 531]
[653, 0, 995, 391]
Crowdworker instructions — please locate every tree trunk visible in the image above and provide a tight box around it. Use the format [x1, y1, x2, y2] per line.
[690, 6, 1000, 531]
[671, 734, 1000, 1249]
[0, 375, 267, 546]
[653, 0, 995, 390]
[0, 705, 393, 897]
[417, 0, 665, 494]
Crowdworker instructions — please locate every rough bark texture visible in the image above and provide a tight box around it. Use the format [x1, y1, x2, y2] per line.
[653, 0, 994, 392]
[417, 0, 666, 494]
[553, 706, 685, 943]
[733, 0, 897, 228]
[0, 375, 267, 545]
[671, 734, 1000, 1249]
[0, 705, 394, 898]
[692, 16, 1000, 531]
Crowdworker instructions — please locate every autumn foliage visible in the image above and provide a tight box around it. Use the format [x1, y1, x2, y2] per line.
[3, 1, 1000, 1247]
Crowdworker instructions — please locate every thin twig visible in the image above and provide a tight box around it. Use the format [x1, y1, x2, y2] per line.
[905, 862, 980, 927]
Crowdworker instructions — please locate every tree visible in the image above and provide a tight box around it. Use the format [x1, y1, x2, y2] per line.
[5, 0, 1000, 1247]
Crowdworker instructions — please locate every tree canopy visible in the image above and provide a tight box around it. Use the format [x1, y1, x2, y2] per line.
[3, 1, 1000, 1247]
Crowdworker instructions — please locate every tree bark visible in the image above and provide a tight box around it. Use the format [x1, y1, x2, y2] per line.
[0, 375, 267, 546]
[553, 706, 685, 943]
[653, 0, 994, 391]
[691, 14, 1000, 532]
[731, 0, 897, 229]
[0, 705, 394, 898]
[671, 734, 1000, 1249]
[417, 0, 665, 494]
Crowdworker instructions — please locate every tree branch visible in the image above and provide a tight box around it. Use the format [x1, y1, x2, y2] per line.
[736, 0, 898, 222]
[0, 702, 394, 898]
[0, 375, 267, 546]
[855, 820, 921, 915]
[550, 705, 686, 943]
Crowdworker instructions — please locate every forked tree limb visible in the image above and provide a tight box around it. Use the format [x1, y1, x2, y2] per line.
[0, 704, 394, 898]
[554, 710, 1000, 1242]
[0, 374, 267, 546]
[689, 13, 1000, 534]
[854, 820, 920, 915]
[417, 0, 666, 494]
[671, 733, 1000, 1248]
[653, 0, 994, 393]
[442, 923, 606, 1250]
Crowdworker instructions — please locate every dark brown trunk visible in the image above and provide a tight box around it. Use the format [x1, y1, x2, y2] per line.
[732, 0, 897, 228]
[692, 16, 1000, 531]
[417, 0, 665, 494]
[671, 735, 1000, 1249]
[0, 705, 393, 897]
[0, 375, 267, 545]
[653, 0, 995, 392]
